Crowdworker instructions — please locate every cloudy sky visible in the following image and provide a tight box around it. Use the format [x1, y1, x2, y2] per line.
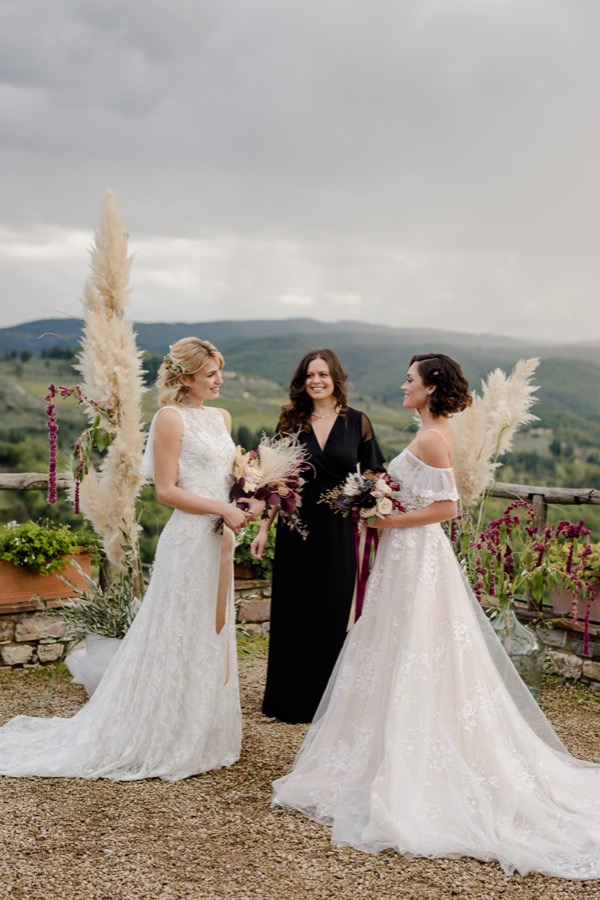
[1, 0, 599, 342]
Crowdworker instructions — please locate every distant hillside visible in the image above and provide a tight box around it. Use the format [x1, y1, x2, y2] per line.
[2, 315, 599, 359]
[1, 318, 600, 444]
[0, 315, 567, 357]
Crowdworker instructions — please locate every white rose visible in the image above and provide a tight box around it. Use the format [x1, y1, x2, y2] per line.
[377, 497, 393, 515]
[375, 479, 392, 496]
[360, 506, 377, 518]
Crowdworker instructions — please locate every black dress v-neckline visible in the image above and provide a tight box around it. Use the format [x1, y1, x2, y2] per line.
[309, 414, 340, 453]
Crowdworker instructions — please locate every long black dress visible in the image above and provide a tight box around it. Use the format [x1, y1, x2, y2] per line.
[263, 408, 384, 723]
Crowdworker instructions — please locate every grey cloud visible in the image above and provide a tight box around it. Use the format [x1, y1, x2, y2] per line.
[0, 0, 599, 338]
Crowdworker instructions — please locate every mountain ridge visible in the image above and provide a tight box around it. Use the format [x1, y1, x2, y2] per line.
[1, 316, 596, 355]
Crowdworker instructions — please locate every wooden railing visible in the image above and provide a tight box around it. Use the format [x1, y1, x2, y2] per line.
[0, 473, 72, 492]
[1, 473, 599, 530]
[489, 483, 600, 530]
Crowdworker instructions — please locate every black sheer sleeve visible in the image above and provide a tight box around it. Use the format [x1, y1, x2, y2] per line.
[358, 413, 385, 472]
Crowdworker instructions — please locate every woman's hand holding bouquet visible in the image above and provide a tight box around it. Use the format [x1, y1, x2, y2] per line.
[319, 467, 404, 620]
[319, 468, 404, 525]
[215, 435, 310, 537]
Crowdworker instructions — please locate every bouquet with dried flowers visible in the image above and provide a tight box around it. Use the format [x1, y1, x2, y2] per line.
[319, 468, 405, 526]
[215, 434, 310, 538]
[319, 467, 403, 620]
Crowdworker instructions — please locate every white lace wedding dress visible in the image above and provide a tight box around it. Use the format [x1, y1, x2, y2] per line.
[0, 405, 241, 781]
[273, 450, 600, 880]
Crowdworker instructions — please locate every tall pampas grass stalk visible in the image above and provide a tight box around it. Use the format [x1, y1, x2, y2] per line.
[75, 190, 146, 579]
[450, 358, 540, 518]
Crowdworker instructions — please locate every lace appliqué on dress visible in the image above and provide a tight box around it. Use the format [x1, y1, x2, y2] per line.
[273, 449, 600, 880]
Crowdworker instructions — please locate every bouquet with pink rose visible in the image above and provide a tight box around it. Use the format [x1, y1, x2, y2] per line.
[319, 468, 404, 525]
[319, 467, 404, 621]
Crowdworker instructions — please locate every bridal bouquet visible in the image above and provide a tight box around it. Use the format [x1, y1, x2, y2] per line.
[319, 468, 404, 526]
[320, 467, 404, 620]
[215, 434, 310, 537]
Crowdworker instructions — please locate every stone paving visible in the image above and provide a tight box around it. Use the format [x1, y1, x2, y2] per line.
[0, 654, 599, 899]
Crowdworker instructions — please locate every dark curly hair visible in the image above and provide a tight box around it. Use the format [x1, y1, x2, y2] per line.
[278, 348, 348, 433]
[410, 353, 472, 417]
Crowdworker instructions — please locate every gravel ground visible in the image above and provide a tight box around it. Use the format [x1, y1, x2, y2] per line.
[0, 649, 599, 900]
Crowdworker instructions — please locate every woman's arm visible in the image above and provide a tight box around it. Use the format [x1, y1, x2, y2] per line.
[249, 504, 280, 559]
[373, 498, 457, 530]
[153, 408, 248, 532]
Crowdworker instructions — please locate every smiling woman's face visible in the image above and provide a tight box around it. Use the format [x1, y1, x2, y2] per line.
[304, 357, 335, 404]
[183, 356, 224, 406]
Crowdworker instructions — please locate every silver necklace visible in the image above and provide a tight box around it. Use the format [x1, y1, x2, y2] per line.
[311, 410, 337, 420]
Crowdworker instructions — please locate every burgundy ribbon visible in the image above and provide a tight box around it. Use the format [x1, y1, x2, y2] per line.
[354, 526, 379, 620]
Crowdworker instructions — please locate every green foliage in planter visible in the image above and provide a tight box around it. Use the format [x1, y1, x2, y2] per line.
[0, 519, 100, 575]
[448, 501, 593, 610]
[48, 560, 140, 642]
[584, 542, 600, 582]
[234, 519, 276, 580]
[547, 540, 600, 587]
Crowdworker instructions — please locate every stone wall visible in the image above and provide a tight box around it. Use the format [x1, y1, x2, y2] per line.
[234, 578, 271, 637]
[539, 622, 600, 688]
[2, 580, 599, 691]
[0, 611, 68, 667]
[0, 578, 273, 670]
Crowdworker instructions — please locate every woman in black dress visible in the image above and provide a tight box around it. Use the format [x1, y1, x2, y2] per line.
[251, 349, 384, 723]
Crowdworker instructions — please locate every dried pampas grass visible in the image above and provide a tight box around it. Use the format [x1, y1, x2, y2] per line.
[451, 358, 539, 508]
[75, 190, 146, 572]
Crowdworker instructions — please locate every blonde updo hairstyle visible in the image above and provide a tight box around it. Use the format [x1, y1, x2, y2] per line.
[157, 337, 224, 406]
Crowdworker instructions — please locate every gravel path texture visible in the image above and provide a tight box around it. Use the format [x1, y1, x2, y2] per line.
[0, 648, 599, 900]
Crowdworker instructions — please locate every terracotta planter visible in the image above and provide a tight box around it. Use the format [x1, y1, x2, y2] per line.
[0, 554, 92, 613]
[550, 576, 600, 625]
[234, 563, 256, 580]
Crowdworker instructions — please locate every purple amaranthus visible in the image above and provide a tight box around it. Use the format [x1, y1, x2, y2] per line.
[45, 384, 116, 514]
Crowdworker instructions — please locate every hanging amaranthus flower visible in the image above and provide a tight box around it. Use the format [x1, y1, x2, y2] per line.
[45, 384, 116, 514]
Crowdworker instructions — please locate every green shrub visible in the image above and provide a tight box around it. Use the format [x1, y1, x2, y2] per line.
[585, 542, 600, 578]
[0, 520, 99, 575]
[48, 560, 139, 642]
[234, 519, 276, 580]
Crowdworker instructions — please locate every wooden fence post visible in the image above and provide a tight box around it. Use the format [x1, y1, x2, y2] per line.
[532, 494, 548, 531]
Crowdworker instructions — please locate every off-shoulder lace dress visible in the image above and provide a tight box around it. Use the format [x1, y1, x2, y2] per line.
[273, 449, 600, 880]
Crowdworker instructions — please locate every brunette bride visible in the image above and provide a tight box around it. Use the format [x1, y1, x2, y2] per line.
[273, 353, 600, 881]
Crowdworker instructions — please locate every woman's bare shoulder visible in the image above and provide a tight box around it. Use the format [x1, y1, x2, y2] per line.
[416, 427, 453, 467]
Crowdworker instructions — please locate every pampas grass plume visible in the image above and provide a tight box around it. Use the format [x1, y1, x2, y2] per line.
[75, 190, 145, 571]
[451, 358, 539, 507]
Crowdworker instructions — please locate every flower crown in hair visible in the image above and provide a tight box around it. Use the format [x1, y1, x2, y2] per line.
[163, 353, 187, 376]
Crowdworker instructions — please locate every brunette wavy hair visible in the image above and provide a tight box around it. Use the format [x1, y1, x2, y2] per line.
[410, 353, 472, 417]
[278, 348, 348, 433]
[157, 337, 224, 406]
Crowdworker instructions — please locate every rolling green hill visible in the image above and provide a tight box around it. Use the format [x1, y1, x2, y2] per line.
[2, 317, 600, 445]
[1, 317, 599, 541]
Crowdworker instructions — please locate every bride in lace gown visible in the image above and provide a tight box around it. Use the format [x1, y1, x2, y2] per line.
[273, 353, 600, 880]
[0, 337, 253, 781]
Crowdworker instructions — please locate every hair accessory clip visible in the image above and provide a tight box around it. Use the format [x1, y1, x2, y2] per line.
[163, 354, 187, 375]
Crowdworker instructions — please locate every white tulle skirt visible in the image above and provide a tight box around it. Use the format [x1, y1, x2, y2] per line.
[273, 523, 600, 880]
